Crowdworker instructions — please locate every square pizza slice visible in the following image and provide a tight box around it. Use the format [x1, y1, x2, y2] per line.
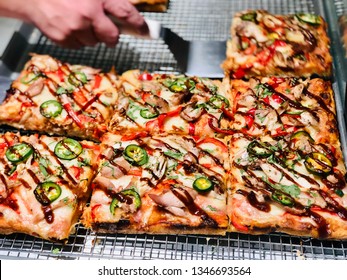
[82, 132, 229, 235]
[129, 0, 169, 12]
[108, 70, 232, 138]
[0, 132, 99, 241]
[0, 54, 119, 141]
[222, 10, 332, 78]
[224, 77, 339, 144]
[226, 77, 347, 239]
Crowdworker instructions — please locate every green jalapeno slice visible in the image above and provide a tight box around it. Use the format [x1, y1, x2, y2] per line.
[5, 143, 33, 163]
[54, 138, 83, 160]
[34, 181, 62, 205]
[123, 144, 148, 166]
[272, 190, 294, 207]
[304, 152, 332, 176]
[110, 189, 141, 215]
[193, 177, 214, 193]
[40, 100, 63, 118]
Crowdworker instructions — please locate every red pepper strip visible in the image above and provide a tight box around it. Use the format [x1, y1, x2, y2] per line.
[128, 168, 143, 176]
[208, 116, 235, 135]
[272, 94, 283, 104]
[63, 103, 84, 128]
[188, 122, 195, 136]
[258, 40, 287, 65]
[263, 96, 270, 104]
[244, 115, 254, 129]
[231, 218, 249, 232]
[0, 142, 8, 149]
[232, 68, 246, 79]
[70, 166, 82, 180]
[197, 137, 228, 153]
[268, 77, 286, 87]
[247, 108, 256, 115]
[138, 72, 153, 81]
[91, 204, 102, 220]
[221, 105, 234, 120]
[93, 74, 102, 90]
[146, 107, 182, 132]
[9, 171, 18, 181]
[56, 68, 65, 82]
[81, 93, 101, 111]
[121, 131, 149, 141]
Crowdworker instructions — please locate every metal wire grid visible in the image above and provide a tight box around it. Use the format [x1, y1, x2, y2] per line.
[1, 0, 347, 260]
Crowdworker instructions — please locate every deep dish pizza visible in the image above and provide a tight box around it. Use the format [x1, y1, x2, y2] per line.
[0, 54, 119, 142]
[222, 10, 332, 78]
[0, 132, 99, 241]
[225, 77, 347, 239]
[82, 132, 229, 235]
[108, 70, 231, 138]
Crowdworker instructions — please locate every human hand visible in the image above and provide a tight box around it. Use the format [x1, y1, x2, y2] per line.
[0, 0, 148, 48]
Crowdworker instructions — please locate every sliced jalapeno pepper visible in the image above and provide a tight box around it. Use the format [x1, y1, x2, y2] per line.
[272, 190, 294, 207]
[209, 94, 230, 109]
[247, 141, 273, 158]
[123, 144, 148, 166]
[290, 131, 314, 143]
[304, 152, 332, 176]
[241, 11, 257, 22]
[193, 177, 214, 193]
[295, 13, 321, 25]
[21, 73, 41, 84]
[34, 181, 62, 205]
[68, 72, 87, 87]
[54, 138, 83, 160]
[165, 78, 195, 93]
[5, 143, 33, 163]
[110, 189, 141, 215]
[140, 108, 159, 119]
[40, 100, 63, 118]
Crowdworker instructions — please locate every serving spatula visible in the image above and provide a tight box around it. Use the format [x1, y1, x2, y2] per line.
[112, 17, 227, 78]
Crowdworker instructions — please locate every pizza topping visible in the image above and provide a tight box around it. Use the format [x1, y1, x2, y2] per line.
[34, 181, 62, 206]
[295, 13, 322, 26]
[247, 141, 272, 158]
[164, 77, 195, 93]
[240, 11, 257, 22]
[208, 94, 230, 109]
[68, 72, 88, 87]
[123, 144, 148, 166]
[21, 72, 42, 84]
[304, 152, 332, 176]
[54, 138, 83, 160]
[139, 108, 159, 119]
[39, 100, 63, 118]
[193, 177, 213, 193]
[272, 190, 294, 207]
[110, 189, 141, 215]
[5, 143, 33, 163]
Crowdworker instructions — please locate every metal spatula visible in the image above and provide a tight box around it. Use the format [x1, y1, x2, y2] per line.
[112, 17, 227, 79]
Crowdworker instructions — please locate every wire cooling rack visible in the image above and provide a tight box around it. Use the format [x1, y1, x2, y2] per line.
[1, 0, 347, 260]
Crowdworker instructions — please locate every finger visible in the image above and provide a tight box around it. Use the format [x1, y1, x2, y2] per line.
[73, 28, 99, 47]
[103, 0, 148, 32]
[55, 37, 84, 49]
[92, 14, 120, 47]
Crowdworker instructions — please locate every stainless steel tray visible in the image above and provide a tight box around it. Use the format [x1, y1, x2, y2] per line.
[0, 0, 347, 260]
